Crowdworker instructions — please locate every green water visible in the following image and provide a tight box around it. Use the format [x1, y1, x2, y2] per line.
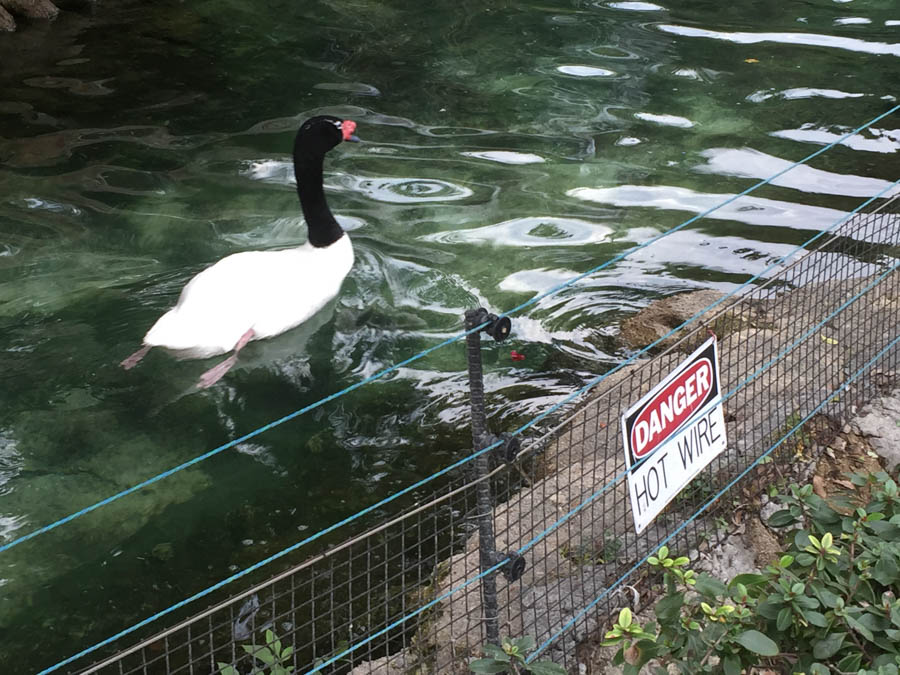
[0, 0, 897, 670]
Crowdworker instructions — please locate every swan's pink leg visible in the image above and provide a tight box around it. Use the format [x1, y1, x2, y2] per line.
[121, 344, 151, 370]
[197, 329, 255, 389]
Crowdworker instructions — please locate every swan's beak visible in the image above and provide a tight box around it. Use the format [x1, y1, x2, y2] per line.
[341, 120, 360, 142]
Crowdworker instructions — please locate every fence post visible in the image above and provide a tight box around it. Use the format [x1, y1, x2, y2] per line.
[464, 308, 512, 647]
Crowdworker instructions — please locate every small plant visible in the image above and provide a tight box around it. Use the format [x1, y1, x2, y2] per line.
[602, 472, 900, 674]
[218, 629, 295, 675]
[561, 534, 623, 566]
[469, 635, 567, 674]
[780, 411, 814, 460]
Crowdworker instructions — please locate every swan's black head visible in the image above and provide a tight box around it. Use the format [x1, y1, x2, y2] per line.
[295, 116, 359, 157]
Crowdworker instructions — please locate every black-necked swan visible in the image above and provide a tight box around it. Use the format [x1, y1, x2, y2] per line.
[121, 115, 360, 388]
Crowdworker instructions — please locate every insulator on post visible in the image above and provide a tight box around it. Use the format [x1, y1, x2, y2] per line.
[470, 307, 512, 343]
[495, 551, 526, 582]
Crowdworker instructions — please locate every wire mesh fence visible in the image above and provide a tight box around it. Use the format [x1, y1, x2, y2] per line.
[71, 191, 900, 675]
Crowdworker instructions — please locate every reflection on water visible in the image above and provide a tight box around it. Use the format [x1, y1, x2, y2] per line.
[0, 0, 897, 669]
[568, 185, 849, 230]
[657, 24, 900, 56]
[770, 124, 900, 154]
[422, 216, 612, 247]
[696, 148, 898, 197]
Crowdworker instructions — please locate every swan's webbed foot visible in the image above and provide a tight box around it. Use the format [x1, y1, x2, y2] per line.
[198, 355, 238, 389]
[121, 344, 151, 370]
[196, 328, 255, 389]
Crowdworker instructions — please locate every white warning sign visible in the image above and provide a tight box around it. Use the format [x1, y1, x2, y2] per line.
[622, 337, 727, 533]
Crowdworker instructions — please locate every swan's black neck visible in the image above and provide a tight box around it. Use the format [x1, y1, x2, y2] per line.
[293, 149, 345, 249]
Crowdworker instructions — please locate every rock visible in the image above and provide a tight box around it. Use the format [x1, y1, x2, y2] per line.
[758, 499, 781, 528]
[0, 5, 14, 29]
[696, 538, 758, 580]
[5, 0, 59, 19]
[0, 0, 60, 31]
[830, 436, 847, 454]
[620, 290, 725, 351]
[853, 391, 900, 472]
[349, 654, 411, 674]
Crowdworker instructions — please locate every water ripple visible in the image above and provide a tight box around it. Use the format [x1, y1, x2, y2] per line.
[421, 216, 612, 247]
[337, 175, 475, 203]
[658, 24, 900, 56]
[747, 87, 865, 102]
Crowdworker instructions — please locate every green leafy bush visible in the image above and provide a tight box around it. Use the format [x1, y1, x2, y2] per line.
[603, 472, 900, 674]
[218, 628, 295, 675]
[469, 635, 567, 674]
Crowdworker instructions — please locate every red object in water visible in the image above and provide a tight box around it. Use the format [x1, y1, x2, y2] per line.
[510, 350, 525, 362]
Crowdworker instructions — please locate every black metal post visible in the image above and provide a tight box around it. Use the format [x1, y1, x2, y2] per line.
[465, 308, 501, 647]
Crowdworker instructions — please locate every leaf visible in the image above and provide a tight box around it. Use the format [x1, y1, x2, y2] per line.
[281, 646, 294, 660]
[868, 521, 900, 539]
[873, 557, 900, 585]
[217, 664, 239, 675]
[795, 595, 820, 610]
[802, 610, 829, 628]
[734, 630, 779, 656]
[756, 598, 784, 620]
[623, 644, 641, 665]
[813, 475, 828, 498]
[694, 573, 727, 598]
[723, 654, 742, 675]
[795, 552, 816, 566]
[243, 645, 277, 667]
[768, 510, 798, 527]
[809, 664, 831, 675]
[511, 635, 535, 654]
[857, 612, 889, 634]
[836, 651, 862, 672]
[815, 587, 840, 608]
[776, 606, 793, 631]
[483, 644, 510, 661]
[655, 592, 684, 623]
[821, 334, 838, 345]
[845, 614, 875, 642]
[469, 658, 511, 674]
[730, 573, 767, 588]
[794, 530, 812, 548]
[524, 661, 568, 675]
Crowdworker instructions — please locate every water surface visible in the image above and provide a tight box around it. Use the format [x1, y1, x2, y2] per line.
[0, 0, 897, 669]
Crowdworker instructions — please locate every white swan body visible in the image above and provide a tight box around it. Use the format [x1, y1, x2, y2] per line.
[121, 115, 360, 387]
[144, 236, 354, 359]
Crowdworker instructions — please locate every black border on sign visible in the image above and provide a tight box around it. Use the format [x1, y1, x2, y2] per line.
[622, 337, 720, 468]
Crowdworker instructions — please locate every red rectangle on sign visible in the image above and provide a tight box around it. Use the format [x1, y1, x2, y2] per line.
[622, 337, 720, 468]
